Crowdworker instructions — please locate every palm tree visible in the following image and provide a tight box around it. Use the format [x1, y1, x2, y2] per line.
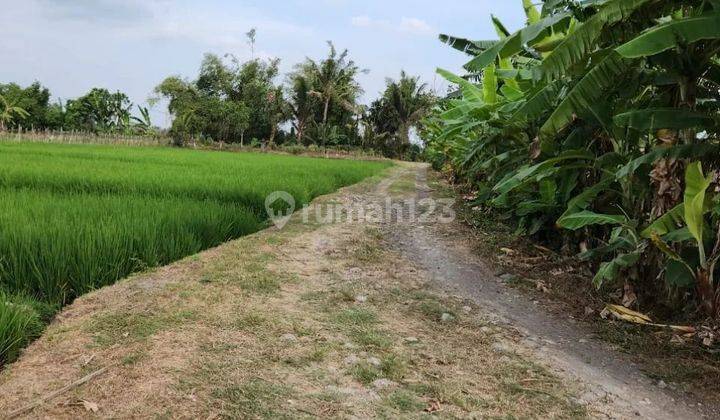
[383, 71, 435, 148]
[367, 72, 435, 156]
[0, 94, 29, 131]
[287, 71, 315, 144]
[302, 42, 365, 126]
[265, 87, 288, 147]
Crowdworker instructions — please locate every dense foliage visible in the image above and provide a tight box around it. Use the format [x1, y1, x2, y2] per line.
[423, 0, 720, 319]
[153, 54, 280, 146]
[0, 83, 153, 135]
[0, 142, 389, 364]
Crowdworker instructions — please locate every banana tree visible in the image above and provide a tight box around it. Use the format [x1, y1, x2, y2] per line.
[0, 94, 29, 131]
[644, 162, 720, 318]
[131, 106, 157, 136]
[424, 0, 720, 316]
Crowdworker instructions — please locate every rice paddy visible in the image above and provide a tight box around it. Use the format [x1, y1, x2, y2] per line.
[0, 142, 390, 364]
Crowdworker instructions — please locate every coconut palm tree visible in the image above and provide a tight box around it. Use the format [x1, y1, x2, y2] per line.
[301, 42, 365, 126]
[367, 72, 435, 156]
[383, 71, 435, 149]
[295, 42, 365, 151]
[0, 94, 29, 131]
[265, 87, 289, 147]
[287, 71, 315, 144]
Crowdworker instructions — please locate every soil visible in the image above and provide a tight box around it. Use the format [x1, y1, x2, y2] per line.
[0, 162, 716, 419]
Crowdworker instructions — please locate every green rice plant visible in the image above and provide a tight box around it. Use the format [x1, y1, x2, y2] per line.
[0, 188, 263, 304]
[0, 143, 388, 214]
[0, 141, 390, 363]
[0, 291, 46, 365]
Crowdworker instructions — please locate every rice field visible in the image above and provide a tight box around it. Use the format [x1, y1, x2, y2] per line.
[0, 142, 390, 364]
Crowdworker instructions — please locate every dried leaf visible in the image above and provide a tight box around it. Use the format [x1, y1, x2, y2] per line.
[532, 244, 552, 253]
[529, 137, 541, 160]
[605, 304, 652, 324]
[656, 129, 678, 145]
[425, 399, 441, 413]
[622, 283, 637, 308]
[670, 334, 686, 345]
[667, 325, 696, 334]
[536, 281, 549, 293]
[699, 328, 716, 347]
[603, 304, 695, 333]
[579, 241, 589, 254]
[81, 400, 99, 413]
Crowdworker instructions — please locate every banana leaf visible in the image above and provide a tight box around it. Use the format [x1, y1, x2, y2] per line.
[593, 250, 643, 288]
[493, 149, 594, 195]
[614, 108, 715, 130]
[683, 162, 713, 260]
[557, 210, 628, 230]
[436, 68, 485, 104]
[617, 14, 720, 58]
[439, 34, 498, 56]
[540, 51, 634, 141]
[540, 0, 653, 80]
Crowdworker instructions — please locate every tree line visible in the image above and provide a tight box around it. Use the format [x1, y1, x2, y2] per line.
[422, 0, 720, 320]
[0, 83, 154, 136]
[0, 37, 436, 159]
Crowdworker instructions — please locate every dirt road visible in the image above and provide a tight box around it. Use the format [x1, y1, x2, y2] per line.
[0, 163, 712, 418]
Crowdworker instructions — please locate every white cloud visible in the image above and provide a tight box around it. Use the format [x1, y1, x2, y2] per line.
[399, 17, 433, 35]
[350, 15, 434, 36]
[350, 15, 373, 28]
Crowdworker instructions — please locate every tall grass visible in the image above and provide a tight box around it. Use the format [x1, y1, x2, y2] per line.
[0, 188, 262, 304]
[0, 291, 50, 365]
[0, 142, 390, 364]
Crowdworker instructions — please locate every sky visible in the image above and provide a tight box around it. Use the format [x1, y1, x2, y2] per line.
[0, 0, 526, 127]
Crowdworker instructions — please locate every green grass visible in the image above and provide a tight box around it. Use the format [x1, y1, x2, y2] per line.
[0, 141, 390, 364]
[0, 291, 48, 364]
[212, 378, 293, 418]
[333, 308, 379, 326]
[385, 389, 424, 412]
[349, 354, 407, 385]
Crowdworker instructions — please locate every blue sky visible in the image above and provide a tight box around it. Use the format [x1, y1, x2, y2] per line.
[0, 0, 525, 127]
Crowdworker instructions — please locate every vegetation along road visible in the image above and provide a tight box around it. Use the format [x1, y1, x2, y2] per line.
[0, 163, 714, 418]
